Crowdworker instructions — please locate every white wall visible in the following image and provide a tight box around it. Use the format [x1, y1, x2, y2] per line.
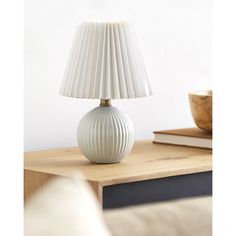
[24, 0, 211, 151]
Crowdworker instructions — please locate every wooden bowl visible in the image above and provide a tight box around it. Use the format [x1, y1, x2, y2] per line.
[188, 90, 212, 133]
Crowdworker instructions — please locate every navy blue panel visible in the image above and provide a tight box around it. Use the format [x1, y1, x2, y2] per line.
[103, 171, 212, 209]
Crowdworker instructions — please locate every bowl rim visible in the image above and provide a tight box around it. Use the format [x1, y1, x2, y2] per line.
[189, 90, 212, 96]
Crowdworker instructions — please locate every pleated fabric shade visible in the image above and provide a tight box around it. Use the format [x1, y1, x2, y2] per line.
[60, 21, 152, 99]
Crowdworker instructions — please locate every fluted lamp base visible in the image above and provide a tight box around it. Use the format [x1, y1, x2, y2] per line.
[77, 99, 135, 163]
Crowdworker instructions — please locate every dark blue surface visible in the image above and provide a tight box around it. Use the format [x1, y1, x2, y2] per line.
[103, 171, 212, 209]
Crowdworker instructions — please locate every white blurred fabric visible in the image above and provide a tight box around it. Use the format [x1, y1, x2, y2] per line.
[24, 173, 111, 236]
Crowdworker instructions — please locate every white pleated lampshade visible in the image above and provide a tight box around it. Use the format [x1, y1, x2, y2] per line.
[60, 21, 152, 99]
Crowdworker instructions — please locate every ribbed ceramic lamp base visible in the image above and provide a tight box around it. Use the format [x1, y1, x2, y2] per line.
[77, 106, 135, 163]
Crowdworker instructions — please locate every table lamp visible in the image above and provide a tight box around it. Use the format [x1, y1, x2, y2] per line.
[60, 21, 152, 163]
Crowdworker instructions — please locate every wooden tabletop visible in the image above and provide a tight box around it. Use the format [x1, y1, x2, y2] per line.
[24, 140, 212, 187]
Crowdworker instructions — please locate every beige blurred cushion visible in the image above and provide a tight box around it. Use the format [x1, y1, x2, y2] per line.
[25, 172, 211, 236]
[24, 172, 111, 236]
[104, 197, 212, 236]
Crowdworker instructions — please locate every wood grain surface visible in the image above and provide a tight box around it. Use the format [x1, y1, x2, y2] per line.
[189, 91, 212, 133]
[24, 169, 56, 201]
[25, 140, 212, 187]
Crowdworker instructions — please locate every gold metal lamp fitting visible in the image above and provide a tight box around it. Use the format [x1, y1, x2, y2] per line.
[100, 99, 112, 107]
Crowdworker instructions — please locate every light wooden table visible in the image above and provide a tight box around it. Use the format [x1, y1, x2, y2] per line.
[24, 140, 212, 208]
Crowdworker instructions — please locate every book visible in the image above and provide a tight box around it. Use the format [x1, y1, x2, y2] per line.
[153, 128, 212, 149]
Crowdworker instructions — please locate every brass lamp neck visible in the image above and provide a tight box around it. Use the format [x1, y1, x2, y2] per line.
[100, 99, 112, 107]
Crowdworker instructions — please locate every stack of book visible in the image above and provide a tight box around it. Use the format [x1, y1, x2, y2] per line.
[153, 127, 212, 149]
